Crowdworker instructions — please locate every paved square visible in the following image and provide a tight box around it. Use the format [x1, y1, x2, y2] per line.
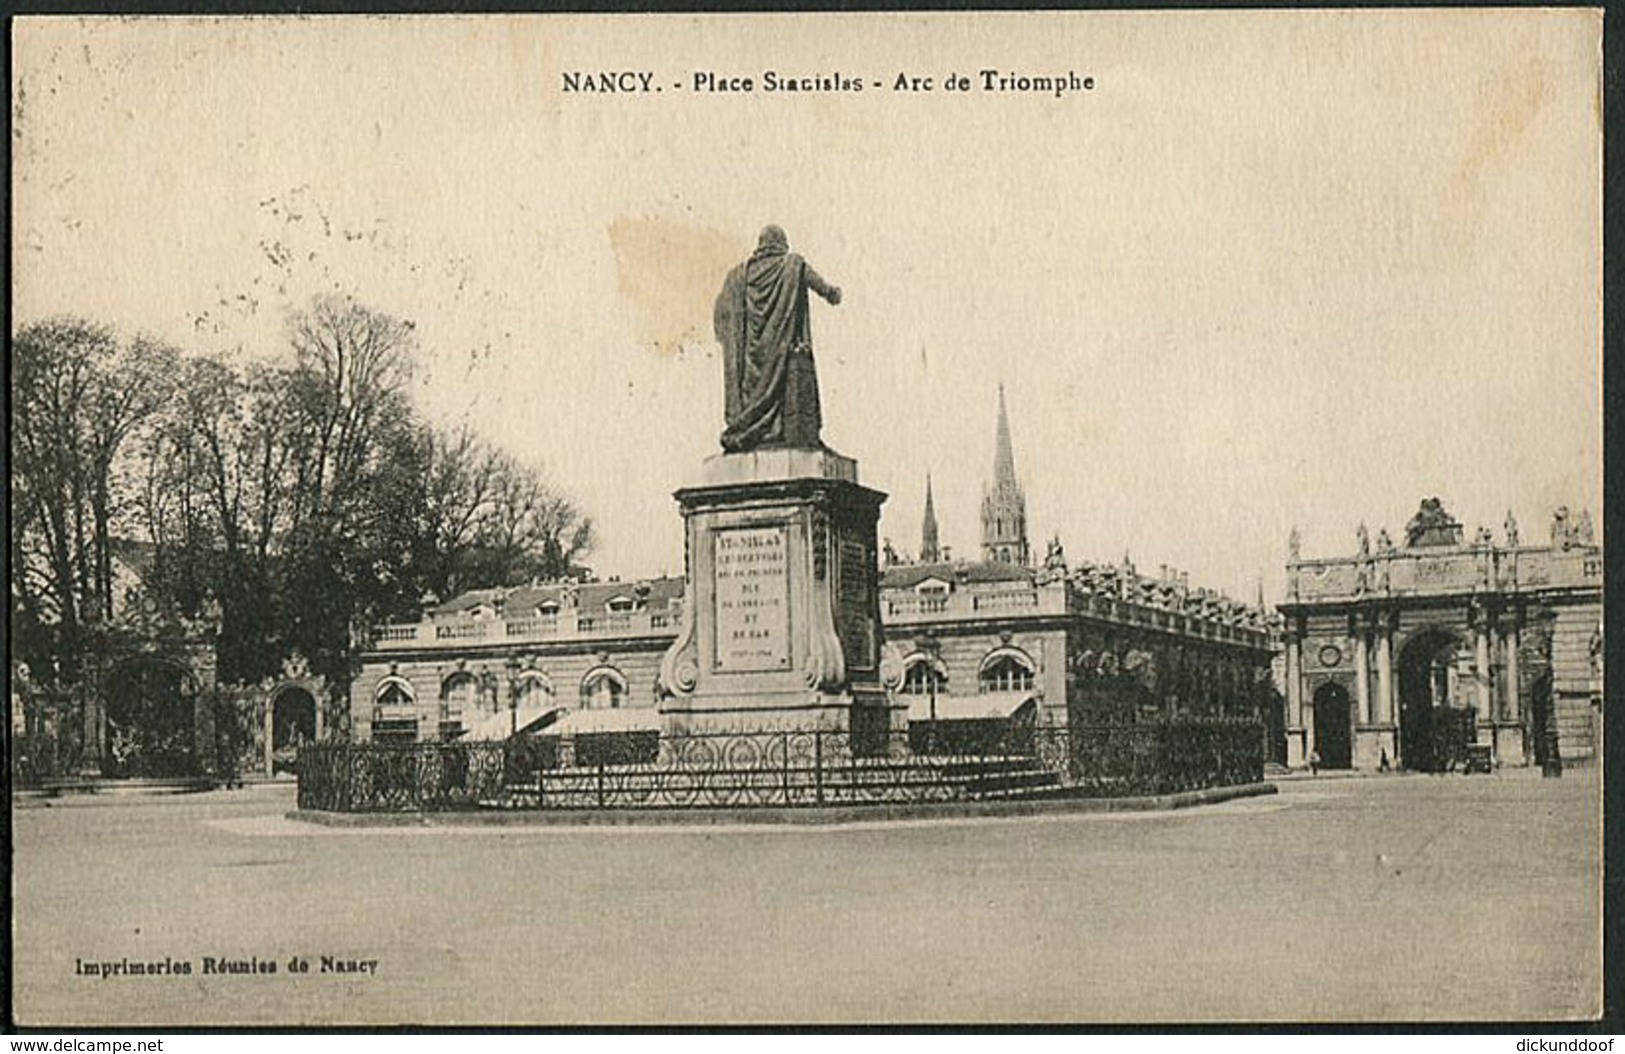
[11, 769, 1600, 1025]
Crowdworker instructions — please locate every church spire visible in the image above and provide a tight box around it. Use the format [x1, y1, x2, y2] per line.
[993, 382, 1017, 489]
[981, 383, 1030, 566]
[920, 473, 941, 563]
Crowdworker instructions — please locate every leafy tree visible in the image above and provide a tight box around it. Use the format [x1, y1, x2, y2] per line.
[13, 298, 599, 721]
[10, 318, 178, 687]
[143, 355, 300, 683]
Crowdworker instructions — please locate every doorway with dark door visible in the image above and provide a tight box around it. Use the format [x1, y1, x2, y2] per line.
[1311, 681, 1353, 769]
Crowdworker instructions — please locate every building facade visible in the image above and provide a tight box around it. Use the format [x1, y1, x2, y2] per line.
[1278, 499, 1603, 771]
[349, 391, 1277, 743]
[353, 578, 685, 743]
[879, 554, 1276, 733]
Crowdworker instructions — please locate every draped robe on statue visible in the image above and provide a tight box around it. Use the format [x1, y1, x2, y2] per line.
[716, 235, 836, 452]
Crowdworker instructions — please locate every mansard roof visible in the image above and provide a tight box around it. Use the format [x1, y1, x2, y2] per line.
[882, 560, 1036, 590]
[431, 576, 686, 618]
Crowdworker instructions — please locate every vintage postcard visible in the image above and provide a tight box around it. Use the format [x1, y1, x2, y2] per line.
[9, 11, 1603, 1028]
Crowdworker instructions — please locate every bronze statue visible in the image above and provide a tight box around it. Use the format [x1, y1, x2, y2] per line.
[714, 226, 842, 452]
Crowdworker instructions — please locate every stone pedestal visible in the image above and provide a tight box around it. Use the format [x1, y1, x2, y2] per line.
[1490, 721, 1527, 766]
[1354, 725, 1397, 771]
[1285, 727, 1307, 768]
[657, 447, 890, 735]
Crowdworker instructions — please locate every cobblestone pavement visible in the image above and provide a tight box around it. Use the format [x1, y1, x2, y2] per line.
[11, 768, 1601, 1026]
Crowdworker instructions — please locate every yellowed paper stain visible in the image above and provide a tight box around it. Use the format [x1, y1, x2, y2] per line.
[608, 215, 749, 354]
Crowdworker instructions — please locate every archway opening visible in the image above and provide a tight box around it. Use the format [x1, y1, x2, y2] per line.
[1311, 681, 1353, 770]
[104, 656, 198, 778]
[1398, 629, 1465, 772]
[272, 688, 317, 750]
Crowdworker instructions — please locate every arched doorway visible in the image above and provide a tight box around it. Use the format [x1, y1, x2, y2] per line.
[1398, 629, 1463, 772]
[270, 687, 318, 774]
[1311, 682, 1353, 769]
[104, 656, 198, 778]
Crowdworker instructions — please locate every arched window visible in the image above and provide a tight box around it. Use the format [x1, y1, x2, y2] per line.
[979, 651, 1035, 693]
[442, 671, 481, 719]
[514, 671, 555, 709]
[580, 667, 628, 710]
[900, 657, 948, 696]
[375, 678, 414, 708]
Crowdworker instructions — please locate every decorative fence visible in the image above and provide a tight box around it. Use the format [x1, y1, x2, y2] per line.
[297, 719, 1263, 813]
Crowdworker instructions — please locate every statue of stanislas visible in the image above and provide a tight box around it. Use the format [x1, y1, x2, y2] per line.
[714, 225, 842, 452]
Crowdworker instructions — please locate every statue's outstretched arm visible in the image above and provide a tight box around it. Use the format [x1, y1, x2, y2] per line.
[805, 265, 842, 305]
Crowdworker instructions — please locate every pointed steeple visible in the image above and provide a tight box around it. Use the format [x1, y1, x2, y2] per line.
[920, 474, 942, 563]
[981, 383, 1030, 566]
[992, 382, 1017, 490]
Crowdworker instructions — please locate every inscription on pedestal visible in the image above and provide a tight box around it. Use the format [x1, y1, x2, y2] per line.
[713, 525, 791, 672]
[837, 538, 876, 670]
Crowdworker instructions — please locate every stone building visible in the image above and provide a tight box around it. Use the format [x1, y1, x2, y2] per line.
[353, 578, 685, 742]
[1277, 498, 1603, 771]
[879, 389, 1276, 737]
[349, 390, 1277, 743]
[879, 552, 1277, 735]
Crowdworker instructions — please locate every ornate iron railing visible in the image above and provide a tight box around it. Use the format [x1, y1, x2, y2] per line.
[297, 719, 1262, 813]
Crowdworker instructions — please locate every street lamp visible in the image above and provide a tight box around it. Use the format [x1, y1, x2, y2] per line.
[923, 635, 941, 756]
[506, 654, 521, 736]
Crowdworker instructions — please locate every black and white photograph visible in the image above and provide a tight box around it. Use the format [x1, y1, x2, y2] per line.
[8, 10, 1605, 1028]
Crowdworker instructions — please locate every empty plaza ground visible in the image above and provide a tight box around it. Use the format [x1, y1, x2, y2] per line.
[11, 768, 1601, 1026]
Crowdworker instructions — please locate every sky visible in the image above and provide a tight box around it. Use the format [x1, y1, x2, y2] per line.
[12, 12, 1603, 603]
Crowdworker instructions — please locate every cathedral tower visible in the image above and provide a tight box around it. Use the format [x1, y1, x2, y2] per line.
[981, 384, 1030, 565]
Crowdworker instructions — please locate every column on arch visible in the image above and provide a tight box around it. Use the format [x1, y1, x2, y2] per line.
[1353, 615, 1372, 726]
[1502, 608, 1521, 722]
[1375, 612, 1394, 724]
[1285, 629, 1303, 729]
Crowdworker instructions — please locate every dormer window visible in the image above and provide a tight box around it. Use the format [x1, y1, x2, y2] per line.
[605, 595, 635, 613]
[468, 603, 495, 621]
[537, 600, 561, 616]
[915, 578, 952, 596]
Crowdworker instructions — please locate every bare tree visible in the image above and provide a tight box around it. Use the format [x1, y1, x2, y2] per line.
[282, 296, 416, 537]
[411, 425, 597, 599]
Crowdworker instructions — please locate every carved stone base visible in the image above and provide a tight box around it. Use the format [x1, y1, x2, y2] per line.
[1285, 726, 1309, 769]
[1489, 721, 1527, 766]
[659, 447, 887, 732]
[1353, 725, 1397, 771]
